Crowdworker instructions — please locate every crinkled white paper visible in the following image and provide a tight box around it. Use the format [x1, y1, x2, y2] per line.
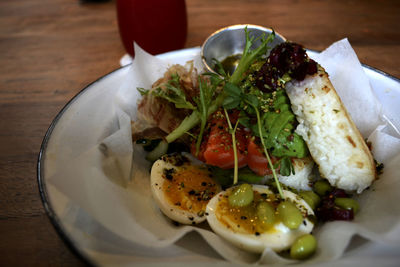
[47, 40, 400, 265]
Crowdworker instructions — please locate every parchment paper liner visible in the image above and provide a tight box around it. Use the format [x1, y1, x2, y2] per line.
[48, 40, 400, 264]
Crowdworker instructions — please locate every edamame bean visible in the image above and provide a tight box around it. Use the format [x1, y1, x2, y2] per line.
[228, 183, 254, 207]
[277, 200, 303, 229]
[299, 191, 321, 210]
[334, 197, 359, 214]
[256, 202, 276, 230]
[313, 180, 332, 196]
[290, 234, 317, 260]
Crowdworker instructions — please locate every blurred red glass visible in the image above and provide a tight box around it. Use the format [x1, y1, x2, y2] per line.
[116, 0, 187, 57]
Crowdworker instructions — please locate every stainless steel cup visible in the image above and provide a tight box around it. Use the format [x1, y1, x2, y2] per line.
[201, 24, 286, 74]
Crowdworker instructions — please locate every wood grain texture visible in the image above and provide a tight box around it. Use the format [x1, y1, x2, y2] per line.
[0, 0, 399, 266]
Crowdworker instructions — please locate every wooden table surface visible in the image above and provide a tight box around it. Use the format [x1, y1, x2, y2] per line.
[0, 0, 399, 265]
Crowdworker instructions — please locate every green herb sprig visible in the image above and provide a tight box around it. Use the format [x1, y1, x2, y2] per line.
[221, 82, 285, 199]
[151, 74, 196, 110]
[165, 27, 275, 143]
[222, 108, 241, 185]
[193, 75, 222, 155]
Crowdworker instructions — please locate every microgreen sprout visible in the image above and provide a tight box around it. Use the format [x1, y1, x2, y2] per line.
[230, 28, 275, 85]
[223, 108, 240, 185]
[221, 78, 285, 198]
[165, 27, 275, 143]
[194, 76, 218, 155]
[251, 105, 285, 199]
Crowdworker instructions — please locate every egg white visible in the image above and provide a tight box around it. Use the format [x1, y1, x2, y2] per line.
[206, 184, 314, 253]
[151, 153, 220, 224]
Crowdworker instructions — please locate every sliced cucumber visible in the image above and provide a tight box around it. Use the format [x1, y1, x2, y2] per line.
[145, 140, 169, 162]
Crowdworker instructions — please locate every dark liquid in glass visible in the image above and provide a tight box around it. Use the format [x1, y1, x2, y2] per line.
[116, 0, 187, 57]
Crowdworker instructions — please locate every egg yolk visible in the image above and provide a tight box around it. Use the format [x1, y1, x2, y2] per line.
[162, 165, 220, 216]
[216, 191, 280, 235]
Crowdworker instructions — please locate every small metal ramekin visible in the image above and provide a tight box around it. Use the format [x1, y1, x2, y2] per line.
[201, 24, 286, 73]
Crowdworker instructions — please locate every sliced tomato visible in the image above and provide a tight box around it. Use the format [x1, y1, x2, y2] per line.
[247, 137, 279, 176]
[194, 110, 248, 169]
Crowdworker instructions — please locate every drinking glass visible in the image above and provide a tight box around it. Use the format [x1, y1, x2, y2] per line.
[116, 0, 187, 57]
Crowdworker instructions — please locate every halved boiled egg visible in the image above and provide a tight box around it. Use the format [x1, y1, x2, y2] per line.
[206, 184, 314, 253]
[151, 153, 221, 224]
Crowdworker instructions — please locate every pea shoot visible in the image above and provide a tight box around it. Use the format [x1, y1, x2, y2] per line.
[165, 27, 275, 143]
[193, 76, 221, 156]
[222, 108, 240, 184]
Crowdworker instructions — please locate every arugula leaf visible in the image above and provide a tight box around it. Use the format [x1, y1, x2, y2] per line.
[224, 82, 242, 97]
[243, 94, 259, 109]
[223, 82, 242, 109]
[223, 97, 241, 110]
[237, 115, 251, 129]
[152, 74, 196, 110]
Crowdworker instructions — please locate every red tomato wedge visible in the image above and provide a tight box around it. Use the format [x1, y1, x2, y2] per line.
[247, 137, 279, 176]
[194, 110, 248, 169]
